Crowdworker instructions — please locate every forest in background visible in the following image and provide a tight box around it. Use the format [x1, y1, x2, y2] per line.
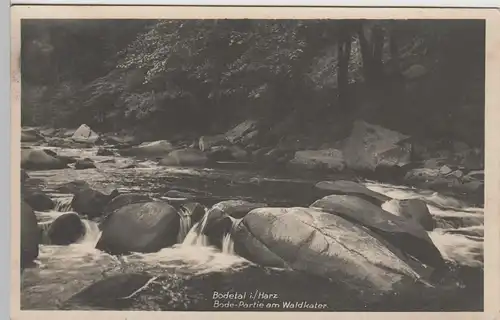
[20, 19, 485, 149]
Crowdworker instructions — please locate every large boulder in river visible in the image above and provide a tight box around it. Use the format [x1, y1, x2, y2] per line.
[382, 198, 435, 231]
[71, 124, 100, 144]
[21, 201, 39, 268]
[310, 195, 445, 270]
[71, 188, 118, 219]
[232, 207, 425, 297]
[289, 149, 345, 171]
[24, 191, 54, 211]
[342, 120, 412, 171]
[21, 149, 68, 170]
[120, 140, 174, 158]
[47, 212, 85, 245]
[159, 148, 208, 167]
[96, 201, 180, 254]
[315, 180, 390, 205]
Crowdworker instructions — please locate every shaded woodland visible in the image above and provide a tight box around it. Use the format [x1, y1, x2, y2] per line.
[21, 19, 484, 147]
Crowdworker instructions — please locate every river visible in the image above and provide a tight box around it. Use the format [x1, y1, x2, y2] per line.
[20, 145, 484, 311]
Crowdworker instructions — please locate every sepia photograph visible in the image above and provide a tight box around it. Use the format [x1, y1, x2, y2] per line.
[12, 6, 499, 316]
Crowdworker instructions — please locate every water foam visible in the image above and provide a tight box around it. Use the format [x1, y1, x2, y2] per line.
[182, 222, 210, 247]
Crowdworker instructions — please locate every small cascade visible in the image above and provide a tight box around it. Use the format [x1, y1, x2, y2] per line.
[222, 233, 235, 254]
[38, 221, 52, 245]
[53, 196, 73, 212]
[182, 221, 210, 247]
[177, 208, 193, 243]
[77, 219, 102, 247]
[199, 208, 210, 232]
[221, 217, 241, 255]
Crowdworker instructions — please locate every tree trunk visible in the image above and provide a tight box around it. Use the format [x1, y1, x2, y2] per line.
[357, 22, 386, 88]
[371, 25, 385, 83]
[337, 26, 352, 111]
[389, 22, 401, 75]
[357, 23, 373, 83]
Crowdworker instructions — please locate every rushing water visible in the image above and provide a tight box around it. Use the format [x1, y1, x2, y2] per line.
[52, 196, 74, 212]
[21, 145, 485, 311]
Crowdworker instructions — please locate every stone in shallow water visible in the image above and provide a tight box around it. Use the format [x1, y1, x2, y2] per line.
[47, 212, 85, 245]
[23, 191, 54, 211]
[71, 188, 118, 219]
[21, 149, 68, 171]
[75, 158, 96, 170]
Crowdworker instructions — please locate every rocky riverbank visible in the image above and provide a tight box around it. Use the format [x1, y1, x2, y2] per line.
[19, 123, 484, 311]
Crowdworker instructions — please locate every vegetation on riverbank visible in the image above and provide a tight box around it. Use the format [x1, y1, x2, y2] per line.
[21, 19, 484, 149]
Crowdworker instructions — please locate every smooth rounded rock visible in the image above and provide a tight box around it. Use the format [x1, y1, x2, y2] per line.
[96, 201, 180, 254]
[233, 207, 426, 299]
[24, 191, 54, 211]
[47, 213, 85, 245]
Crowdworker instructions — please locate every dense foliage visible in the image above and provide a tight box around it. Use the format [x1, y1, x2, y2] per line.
[21, 19, 485, 145]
